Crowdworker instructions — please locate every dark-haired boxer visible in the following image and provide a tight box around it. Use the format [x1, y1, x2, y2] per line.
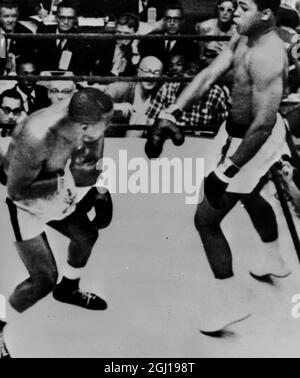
[146, 0, 291, 334]
[3, 87, 114, 316]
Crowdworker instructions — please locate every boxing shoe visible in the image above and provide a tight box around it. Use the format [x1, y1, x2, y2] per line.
[53, 278, 107, 311]
[199, 277, 251, 336]
[250, 242, 291, 280]
[0, 321, 11, 359]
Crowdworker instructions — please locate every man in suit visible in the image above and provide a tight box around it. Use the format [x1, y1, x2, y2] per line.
[139, 2, 198, 69]
[35, 0, 89, 74]
[91, 13, 140, 77]
[14, 57, 51, 115]
[0, 0, 33, 75]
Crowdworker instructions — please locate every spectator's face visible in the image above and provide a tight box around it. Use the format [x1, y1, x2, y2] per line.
[164, 9, 184, 35]
[57, 7, 77, 32]
[218, 1, 236, 24]
[0, 7, 18, 33]
[48, 81, 76, 104]
[168, 55, 185, 76]
[184, 63, 201, 80]
[17, 63, 37, 91]
[0, 97, 22, 124]
[138, 57, 163, 91]
[115, 24, 136, 48]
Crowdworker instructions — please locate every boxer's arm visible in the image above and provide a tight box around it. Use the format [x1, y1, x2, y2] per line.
[175, 34, 240, 111]
[230, 48, 284, 168]
[7, 129, 57, 201]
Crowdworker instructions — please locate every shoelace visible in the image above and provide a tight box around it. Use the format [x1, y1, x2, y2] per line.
[76, 290, 97, 306]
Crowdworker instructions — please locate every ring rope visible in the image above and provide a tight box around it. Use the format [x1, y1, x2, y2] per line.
[4, 33, 231, 42]
[0, 75, 193, 83]
[0, 121, 217, 136]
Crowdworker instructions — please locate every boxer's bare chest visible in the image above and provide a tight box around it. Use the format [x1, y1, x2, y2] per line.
[231, 39, 254, 124]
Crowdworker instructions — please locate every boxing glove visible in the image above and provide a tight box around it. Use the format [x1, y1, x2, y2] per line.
[76, 187, 113, 230]
[205, 158, 240, 209]
[0, 164, 7, 186]
[70, 139, 103, 187]
[145, 105, 185, 159]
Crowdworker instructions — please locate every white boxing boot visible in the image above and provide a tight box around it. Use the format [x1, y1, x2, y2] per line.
[250, 241, 291, 280]
[198, 277, 251, 336]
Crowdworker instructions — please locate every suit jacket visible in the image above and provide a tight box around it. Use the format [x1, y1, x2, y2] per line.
[79, 0, 110, 17]
[35, 25, 90, 74]
[0, 22, 34, 74]
[139, 31, 198, 69]
[15, 84, 51, 114]
[91, 40, 138, 76]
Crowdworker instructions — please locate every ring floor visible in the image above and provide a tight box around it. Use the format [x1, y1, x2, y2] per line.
[1, 138, 300, 358]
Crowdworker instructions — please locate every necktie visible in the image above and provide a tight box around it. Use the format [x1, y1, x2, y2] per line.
[57, 39, 66, 51]
[27, 93, 35, 114]
[166, 39, 172, 54]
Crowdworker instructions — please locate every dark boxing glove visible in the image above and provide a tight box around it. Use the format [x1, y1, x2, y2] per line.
[76, 187, 113, 230]
[204, 158, 240, 209]
[70, 139, 103, 187]
[0, 164, 7, 186]
[145, 105, 185, 159]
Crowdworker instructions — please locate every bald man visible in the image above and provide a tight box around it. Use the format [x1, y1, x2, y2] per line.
[105, 56, 163, 137]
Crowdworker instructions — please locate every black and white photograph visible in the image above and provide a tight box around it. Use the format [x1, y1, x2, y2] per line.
[1, 0, 300, 361]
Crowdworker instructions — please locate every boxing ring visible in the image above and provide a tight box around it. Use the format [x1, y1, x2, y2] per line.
[0, 138, 300, 358]
[1, 33, 300, 358]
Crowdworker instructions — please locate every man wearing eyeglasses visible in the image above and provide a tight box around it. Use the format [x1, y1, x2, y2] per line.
[0, 88, 25, 129]
[35, 0, 88, 74]
[105, 55, 163, 137]
[139, 2, 197, 70]
[47, 77, 76, 105]
[0, 88, 26, 182]
[196, 0, 238, 66]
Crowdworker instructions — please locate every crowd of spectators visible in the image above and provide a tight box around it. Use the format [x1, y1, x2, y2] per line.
[1, 0, 300, 139]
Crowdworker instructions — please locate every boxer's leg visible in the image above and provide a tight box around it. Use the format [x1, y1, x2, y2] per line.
[6, 199, 58, 313]
[49, 208, 107, 310]
[242, 192, 278, 243]
[194, 192, 252, 334]
[242, 190, 291, 279]
[9, 234, 58, 313]
[194, 192, 241, 279]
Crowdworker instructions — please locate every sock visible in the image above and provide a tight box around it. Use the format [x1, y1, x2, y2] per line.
[63, 263, 84, 281]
